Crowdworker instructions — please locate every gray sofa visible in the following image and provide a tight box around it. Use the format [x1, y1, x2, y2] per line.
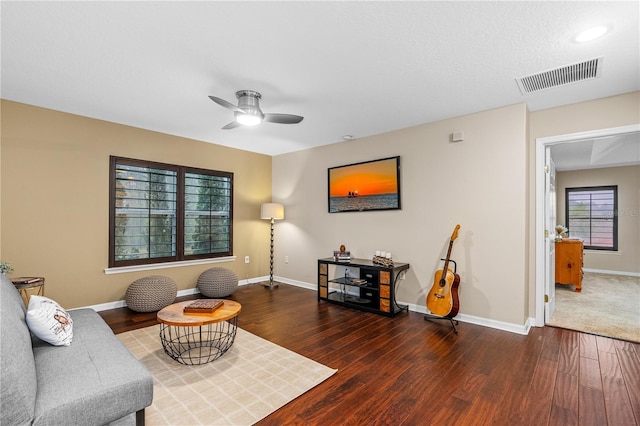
[0, 274, 153, 425]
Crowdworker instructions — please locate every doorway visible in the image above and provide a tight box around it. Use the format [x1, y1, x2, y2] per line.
[534, 124, 640, 327]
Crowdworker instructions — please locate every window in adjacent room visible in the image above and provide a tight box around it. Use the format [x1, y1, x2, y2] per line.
[565, 185, 617, 251]
[109, 156, 233, 267]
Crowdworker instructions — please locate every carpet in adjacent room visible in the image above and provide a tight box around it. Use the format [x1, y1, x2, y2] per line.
[547, 272, 639, 343]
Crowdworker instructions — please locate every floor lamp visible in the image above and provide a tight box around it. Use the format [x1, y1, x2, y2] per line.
[261, 203, 284, 289]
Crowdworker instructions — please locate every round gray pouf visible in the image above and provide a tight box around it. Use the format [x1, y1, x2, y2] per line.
[197, 267, 238, 298]
[125, 275, 177, 312]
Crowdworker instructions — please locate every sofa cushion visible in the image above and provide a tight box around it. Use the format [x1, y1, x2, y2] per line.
[0, 274, 38, 425]
[26, 295, 74, 346]
[32, 309, 153, 426]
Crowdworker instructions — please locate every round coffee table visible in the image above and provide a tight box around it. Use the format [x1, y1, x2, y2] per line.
[156, 300, 241, 365]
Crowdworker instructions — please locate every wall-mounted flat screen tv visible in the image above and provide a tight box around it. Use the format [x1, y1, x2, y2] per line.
[328, 156, 401, 213]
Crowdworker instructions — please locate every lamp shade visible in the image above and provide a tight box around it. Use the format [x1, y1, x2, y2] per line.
[261, 203, 284, 220]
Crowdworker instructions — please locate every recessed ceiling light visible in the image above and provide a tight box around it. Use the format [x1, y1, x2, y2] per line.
[575, 26, 608, 43]
[342, 135, 353, 141]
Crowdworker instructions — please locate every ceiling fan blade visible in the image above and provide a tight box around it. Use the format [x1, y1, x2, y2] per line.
[209, 95, 245, 113]
[222, 121, 242, 130]
[263, 113, 304, 124]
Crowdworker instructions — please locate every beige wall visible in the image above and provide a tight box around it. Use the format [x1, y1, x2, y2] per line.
[2, 91, 637, 327]
[556, 165, 640, 274]
[272, 103, 530, 326]
[528, 91, 640, 317]
[273, 91, 639, 328]
[0, 100, 273, 308]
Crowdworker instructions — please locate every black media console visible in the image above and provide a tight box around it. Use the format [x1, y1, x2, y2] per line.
[317, 257, 410, 317]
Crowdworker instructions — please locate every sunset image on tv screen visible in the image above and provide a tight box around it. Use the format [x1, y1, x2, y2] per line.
[328, 157, 400, 213]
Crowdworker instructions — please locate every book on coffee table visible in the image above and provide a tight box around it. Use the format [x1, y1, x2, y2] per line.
[11, 277, 44, 285]
[183, 299, 224, 314]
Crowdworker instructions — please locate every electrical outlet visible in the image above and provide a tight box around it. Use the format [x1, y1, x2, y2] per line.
[285, 256, 289, 263]
[244, 256, 250, 264]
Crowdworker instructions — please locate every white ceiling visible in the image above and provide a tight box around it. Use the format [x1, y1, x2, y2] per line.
[1, 1, 639, 160]
[550, 131, 640, 171]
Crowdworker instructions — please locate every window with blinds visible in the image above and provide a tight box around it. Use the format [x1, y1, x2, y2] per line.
[565, 186, 617, 251]
[109, 157, 233, 267]
[184, 172, 232, 256]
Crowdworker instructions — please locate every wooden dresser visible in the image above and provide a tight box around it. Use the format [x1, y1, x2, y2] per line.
[555, 239, 584, 292]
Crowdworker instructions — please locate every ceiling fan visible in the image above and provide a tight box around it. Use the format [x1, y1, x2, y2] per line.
[209, 90, 304, 129]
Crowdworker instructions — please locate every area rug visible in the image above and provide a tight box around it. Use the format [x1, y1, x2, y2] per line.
[117, 325, 337, 425]
[547, 272, 640, 343]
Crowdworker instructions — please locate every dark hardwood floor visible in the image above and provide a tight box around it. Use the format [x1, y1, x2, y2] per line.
[100, 283, 640, 425]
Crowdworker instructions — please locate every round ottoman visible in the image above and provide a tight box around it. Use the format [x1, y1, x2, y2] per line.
[125, 275, 177, 312]
[197, 267, 238, 298]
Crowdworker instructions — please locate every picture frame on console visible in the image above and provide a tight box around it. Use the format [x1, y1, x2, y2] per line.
[328, 156, 401, 213]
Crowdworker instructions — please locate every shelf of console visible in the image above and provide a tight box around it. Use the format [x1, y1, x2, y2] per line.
[317, 257, 410, 318]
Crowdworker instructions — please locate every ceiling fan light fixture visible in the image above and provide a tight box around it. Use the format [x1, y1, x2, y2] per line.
[209, 89, 303, 129]
[236, 113, 262, 126]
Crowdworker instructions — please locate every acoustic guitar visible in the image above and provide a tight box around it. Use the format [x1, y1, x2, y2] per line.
[426, 224, 461, 318]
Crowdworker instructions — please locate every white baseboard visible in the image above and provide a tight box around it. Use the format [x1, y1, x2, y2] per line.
[87, 278, 263, 312]
[274, 276, 322, 291]
[584, 268, 640, 277]
[240, 276, 270, 285]
[87, 286, 203, 312]
[403, 301, 535, 335]
[86, 276, 536, 335]
[89, 299, 129, 312]
[286, 280, 534, 335]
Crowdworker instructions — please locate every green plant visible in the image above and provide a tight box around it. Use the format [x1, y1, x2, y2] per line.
[0, 260, 13, 274]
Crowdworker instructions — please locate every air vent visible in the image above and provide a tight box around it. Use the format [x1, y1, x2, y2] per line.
[516, 57, 603, 94]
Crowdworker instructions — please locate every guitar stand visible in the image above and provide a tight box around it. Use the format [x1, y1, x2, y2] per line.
[424, 314, 459, 334]
[425, 257, 459, 334]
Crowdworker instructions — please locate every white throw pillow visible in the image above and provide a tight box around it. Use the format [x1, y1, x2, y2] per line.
[26, 295, 73, 346]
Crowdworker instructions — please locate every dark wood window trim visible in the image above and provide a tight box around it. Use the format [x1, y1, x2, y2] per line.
[109, 156, 233, 268]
